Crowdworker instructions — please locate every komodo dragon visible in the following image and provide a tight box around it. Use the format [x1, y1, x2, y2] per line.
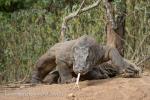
[43, 62, 140, 84]
[31, 35, 141, 84]
[42, 62, 118, 84]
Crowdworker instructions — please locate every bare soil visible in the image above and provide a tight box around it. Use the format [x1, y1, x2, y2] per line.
[1, 75, 150, 100]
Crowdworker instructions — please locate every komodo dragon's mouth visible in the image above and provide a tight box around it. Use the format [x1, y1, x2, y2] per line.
[74, 68, 90, 75]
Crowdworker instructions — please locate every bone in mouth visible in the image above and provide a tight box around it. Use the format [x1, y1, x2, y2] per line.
[76, 73, 80, 85]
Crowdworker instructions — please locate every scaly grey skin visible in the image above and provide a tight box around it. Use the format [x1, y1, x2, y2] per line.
[43, 62, 118, 84]
[43, 62, 140, 84]
[31, 35, 141, 84]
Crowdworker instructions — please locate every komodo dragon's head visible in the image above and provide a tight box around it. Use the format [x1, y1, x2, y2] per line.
[72, 35, 99, 75]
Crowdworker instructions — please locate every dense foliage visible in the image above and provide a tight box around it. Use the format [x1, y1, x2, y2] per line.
[0, 0, 149, 83]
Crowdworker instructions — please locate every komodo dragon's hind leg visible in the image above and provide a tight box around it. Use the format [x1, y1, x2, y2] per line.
[105, 46, 141, 78]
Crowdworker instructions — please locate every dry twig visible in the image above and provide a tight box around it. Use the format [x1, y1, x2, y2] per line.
[137, 56, 150, 66]
[60, 0, 102, 41]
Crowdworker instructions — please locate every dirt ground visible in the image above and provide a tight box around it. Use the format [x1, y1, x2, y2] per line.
[0, 74, 150, 100]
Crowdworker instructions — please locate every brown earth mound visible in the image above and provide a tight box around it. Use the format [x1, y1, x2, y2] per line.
[1, 75, 150, 100]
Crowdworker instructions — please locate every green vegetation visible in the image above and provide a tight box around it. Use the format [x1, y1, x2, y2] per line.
[0, 0, 149, 83]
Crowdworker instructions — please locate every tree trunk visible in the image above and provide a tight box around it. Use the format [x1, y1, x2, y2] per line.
[105, 0, 126, 57]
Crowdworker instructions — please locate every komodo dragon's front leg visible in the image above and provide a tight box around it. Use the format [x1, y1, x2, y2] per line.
[56, 60, 76, 84]
[31, 52, 56, 83]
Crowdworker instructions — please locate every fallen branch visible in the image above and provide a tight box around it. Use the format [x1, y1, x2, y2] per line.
[137, 56, 150, 66]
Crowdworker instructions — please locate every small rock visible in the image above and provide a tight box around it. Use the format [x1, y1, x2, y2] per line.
[67, 93, 77, 100]
[20, 85, 25, 89]
[68, 93, 75, 97]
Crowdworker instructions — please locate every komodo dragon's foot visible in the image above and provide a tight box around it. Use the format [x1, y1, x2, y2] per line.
[31, 77, 42, 84]
[60, 77, 76, 84]
[120, 64, 142, 78]
[30, 71, 42, 84]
